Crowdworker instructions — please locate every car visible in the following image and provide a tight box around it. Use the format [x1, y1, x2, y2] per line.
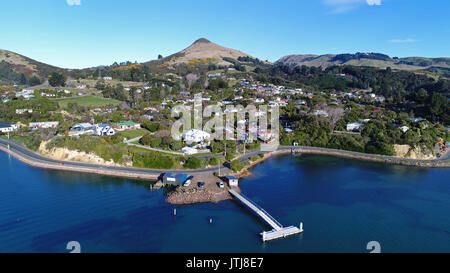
[183, 180, 191, 187]
[218, 182, 224, 189]
[198, 182, 205, 189]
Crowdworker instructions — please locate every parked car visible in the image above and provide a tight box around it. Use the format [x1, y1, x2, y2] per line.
[218, 182, 224, 188]
[183, 180, 191, 187]
[198, 182, 205, 189]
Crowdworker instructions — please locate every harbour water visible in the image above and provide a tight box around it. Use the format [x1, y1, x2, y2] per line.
[0, 151, 449, 253]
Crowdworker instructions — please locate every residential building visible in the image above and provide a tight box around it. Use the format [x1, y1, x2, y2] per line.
[15, 109, 33, 115]
[346, 122, 362, 131]
[312, 110, 329, 117]
[182, 129, 211, 145]
[71, 123, 94, 131]
[0, 121, 15, 133]
[29, 122, 59, 129]
[113, 121, 141, 131]
[397, 125, 410, 133]
[162, 173, 188, 186]
[94, 124, 115, 136]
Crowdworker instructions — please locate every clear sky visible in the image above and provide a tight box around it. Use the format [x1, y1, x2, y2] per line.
[1, 0, 449, 69]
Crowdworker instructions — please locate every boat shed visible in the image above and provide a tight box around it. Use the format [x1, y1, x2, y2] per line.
[163, 173, 188, 186]
[225, 176, 239, 187]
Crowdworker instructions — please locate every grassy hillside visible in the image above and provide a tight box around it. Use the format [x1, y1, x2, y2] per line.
[55, 96, 121, 108]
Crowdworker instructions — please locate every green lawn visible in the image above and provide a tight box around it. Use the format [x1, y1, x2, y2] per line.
[55, 96, 121, 108]
[119, 129, 150, 139]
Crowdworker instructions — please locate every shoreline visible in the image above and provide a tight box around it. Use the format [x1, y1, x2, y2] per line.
[236, 148, 450, 177]
[0, 145, 160, 181]
[2, 141, 449, 206]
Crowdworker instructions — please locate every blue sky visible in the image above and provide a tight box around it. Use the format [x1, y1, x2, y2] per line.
[0, 0, 449, 68]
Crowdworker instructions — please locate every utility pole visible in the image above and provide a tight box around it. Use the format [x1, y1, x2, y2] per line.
[218, 159, 221, 177]
[243, 135, 246, 156]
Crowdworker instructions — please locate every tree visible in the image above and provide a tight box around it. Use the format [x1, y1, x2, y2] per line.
[158, 54, 163, 59]
[28, 76, 41, 86]
[140, 134, 152, 146]
[48, 72, 67, 87]
[429, 92, 447, 120]
[141, 120, 160, 132]
[19, 73, 27, 85]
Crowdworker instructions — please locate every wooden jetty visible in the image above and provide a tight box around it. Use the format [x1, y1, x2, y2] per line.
[228, 189, 303, 242]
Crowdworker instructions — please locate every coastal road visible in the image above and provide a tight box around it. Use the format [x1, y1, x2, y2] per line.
[1, 137, 448, 182]
[0, 137, 224, 179]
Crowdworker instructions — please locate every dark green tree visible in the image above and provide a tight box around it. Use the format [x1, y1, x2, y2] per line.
[48, 72, 66, 87]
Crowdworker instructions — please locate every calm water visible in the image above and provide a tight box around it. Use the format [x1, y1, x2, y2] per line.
[0, 151, 449, 253]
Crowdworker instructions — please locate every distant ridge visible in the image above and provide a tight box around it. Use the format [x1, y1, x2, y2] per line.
[276, 52, 450, 72]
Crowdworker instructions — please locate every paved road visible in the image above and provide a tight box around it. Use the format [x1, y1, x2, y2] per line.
[0, 137, 223, 177]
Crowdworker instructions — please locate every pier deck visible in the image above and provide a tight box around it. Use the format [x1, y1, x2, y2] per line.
[228, 189, 303, 241]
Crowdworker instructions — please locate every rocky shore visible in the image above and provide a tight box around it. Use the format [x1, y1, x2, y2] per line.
[166, 189, 232, 205]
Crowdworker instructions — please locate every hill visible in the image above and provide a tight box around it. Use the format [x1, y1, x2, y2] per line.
[0, 49, 67, 84]
[146, 38, 254, 67]
[276, 52, 450, 75]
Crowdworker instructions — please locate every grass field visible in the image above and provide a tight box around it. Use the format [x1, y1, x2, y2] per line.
[55, 96, 121, 108]
[119, 129, 150, 139]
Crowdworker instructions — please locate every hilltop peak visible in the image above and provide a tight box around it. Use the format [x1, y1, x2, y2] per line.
[147, 38, 253, 66]
[192, 38, 212, 45]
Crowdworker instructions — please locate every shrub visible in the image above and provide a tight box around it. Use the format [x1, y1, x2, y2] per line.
[230, 160, 244, 172]
[209, 157, 218, 166]
[46, 137, 64, 150]
[225, 152, 234, 161]
[132, 151, 174, 169]
[250, 156, 259, 162]
[169, 140, 183, 151]
[184, 157, 202, 169]
[150, 137, 162, 148]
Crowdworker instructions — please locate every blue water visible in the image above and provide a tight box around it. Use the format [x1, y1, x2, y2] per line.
[0, 151, 449, 253]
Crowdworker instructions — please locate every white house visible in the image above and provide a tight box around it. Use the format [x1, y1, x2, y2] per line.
[182, 147, 198, 155]
[346, 122, 362, 131]
[397, 125, 410, 133]
[94, 124, 115, 136]
[312, 110, 329, 117]
[16, 109, 33, 115]
[16, 90, 35, 100]
[29, 122, 59, 129]
[182, 129, 211, 145]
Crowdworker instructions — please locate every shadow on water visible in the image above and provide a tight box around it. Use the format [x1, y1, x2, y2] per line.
[43, 170, 153, 189]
